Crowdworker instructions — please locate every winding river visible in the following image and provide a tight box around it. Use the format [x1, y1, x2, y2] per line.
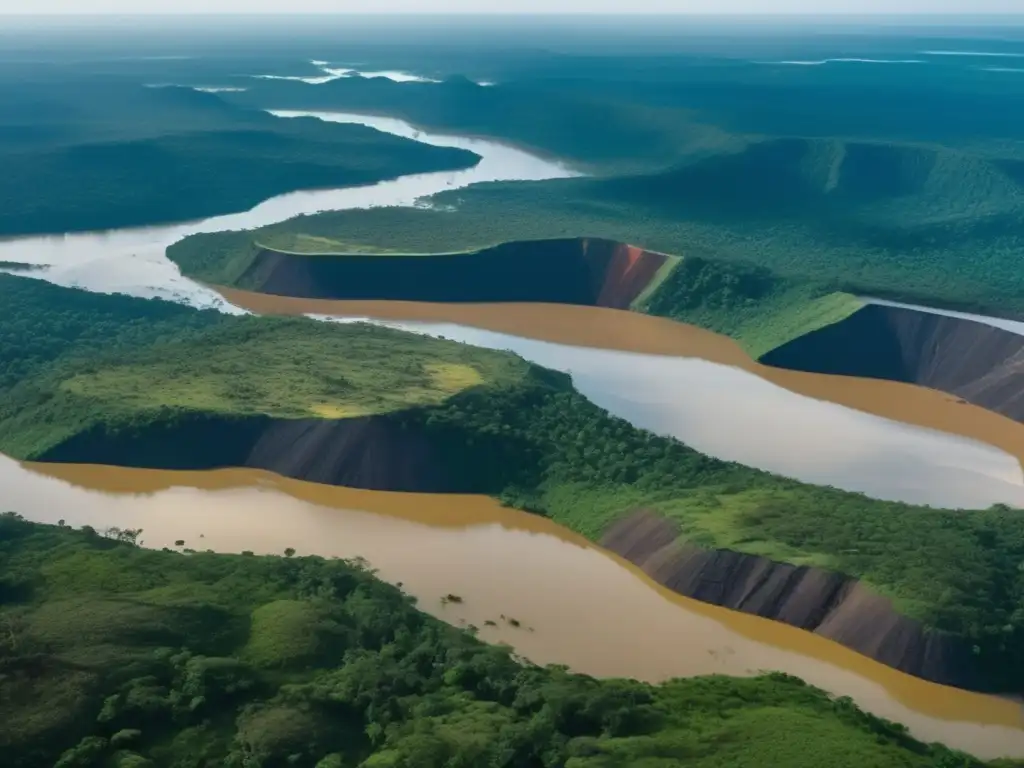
[4, 108, 1024, 755]
[0, 110, 577, 308]
[4, 455, 1022, 759]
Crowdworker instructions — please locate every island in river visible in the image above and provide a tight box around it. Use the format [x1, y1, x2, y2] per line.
[3, 272, 1024, 698]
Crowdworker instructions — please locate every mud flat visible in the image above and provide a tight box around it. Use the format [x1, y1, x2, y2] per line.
[6, 455, 1024, 759]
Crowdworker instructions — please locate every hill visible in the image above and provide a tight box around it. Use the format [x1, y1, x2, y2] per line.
[208, 67, 1024, 318]
[3, 274, 1024, 692]
[227, 74, 743, 174]
[0, 79, 478, 235]
[167, 130, 1024, 322]
[0, 274, 527, 461]
[227, 61, 1024, 172]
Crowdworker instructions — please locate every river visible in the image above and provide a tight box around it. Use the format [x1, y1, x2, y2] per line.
[3, 107, 1022, 510]
[4, 455, 1021, 759]
[214, 289, 1024, 510]
[0, 110, 577, 308]
[4, 108, 1024, 754]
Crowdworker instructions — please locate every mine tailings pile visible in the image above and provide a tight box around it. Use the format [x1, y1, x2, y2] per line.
[239, 237, 670, 308]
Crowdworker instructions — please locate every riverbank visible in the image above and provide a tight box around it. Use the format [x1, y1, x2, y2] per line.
[218, 289, 1024, 476]
[6, 460, 1024, 759]
[2, 514, 1000, 767]
[0, 111, 575, 309]
[172, 234, 1024, 430]
[0, 84, 481, 237]
[5, 274, 1024, 695]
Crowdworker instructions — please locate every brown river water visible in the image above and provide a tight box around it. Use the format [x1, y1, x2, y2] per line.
[5, 455, 1023, 758]
[220, 288, 1024, 508]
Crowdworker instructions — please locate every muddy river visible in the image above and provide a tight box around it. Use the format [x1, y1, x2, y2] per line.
[4, 105, 1024, 757]
[220, 289, 1024, 510]
[4, 455, 1021, 758]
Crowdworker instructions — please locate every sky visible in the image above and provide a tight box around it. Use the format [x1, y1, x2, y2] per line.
[2, 1, 1023, 14]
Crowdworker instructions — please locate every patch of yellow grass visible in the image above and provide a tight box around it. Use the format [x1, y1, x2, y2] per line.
[307, 403, 369, 419]
[425, 363, 484, 393]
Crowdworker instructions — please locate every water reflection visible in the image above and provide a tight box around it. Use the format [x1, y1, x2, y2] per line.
[6, 455, 1022, 758]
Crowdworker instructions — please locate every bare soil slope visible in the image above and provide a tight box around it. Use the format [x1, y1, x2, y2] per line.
[601, 509, 973, 687]
[240, 237, 669, 309]
[761, 304, 1024, 421]
[36, 412, 468, 493]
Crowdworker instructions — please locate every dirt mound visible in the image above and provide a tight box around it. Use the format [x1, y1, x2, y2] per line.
[761, 304, 1024, 421]
[601, 509, 976, 688]
[241, 237, 667, 309]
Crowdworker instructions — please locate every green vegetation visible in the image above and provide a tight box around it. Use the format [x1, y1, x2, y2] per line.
[3, 274, 1023, 691]
[0, 79, 477, 235]
[635, 258, 864, 358]
[399, 368, 1024, 691]
[168, 225, 866, 358]
[0, 274, 527, 459]
[229, 75, 743, 174]
[0, 514, 1006, 768]
[168, 99, 1024, 321]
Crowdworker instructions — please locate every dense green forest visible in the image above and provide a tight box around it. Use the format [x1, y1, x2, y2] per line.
[0, 274, 526, 459]
[192, 64, 1024, 319]
[167, 228, 865, 357]
[226, 63, 1024, 171]
[2, 275, 1024, 692]
[0, 78, 476, 235]
[228, 75, 742, 174]
[3, 515, 1004, 768]
[168, 163, 1024, 326]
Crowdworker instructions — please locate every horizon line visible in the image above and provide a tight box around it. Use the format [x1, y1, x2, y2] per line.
[3, 11, 1024, 16]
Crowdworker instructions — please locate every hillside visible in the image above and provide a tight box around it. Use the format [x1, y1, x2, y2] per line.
[167, 232, 864, 358]
[0, 274, 527, 461]
[227, 75, 742, 174]
[4, 275, 1024, 692]
[762, 303, 1024, 421]
[166, 127, 1024, 322]
[0, 79, 478, 235]
[1, 516, 993, 768]
[226, 54, 1024, 154]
